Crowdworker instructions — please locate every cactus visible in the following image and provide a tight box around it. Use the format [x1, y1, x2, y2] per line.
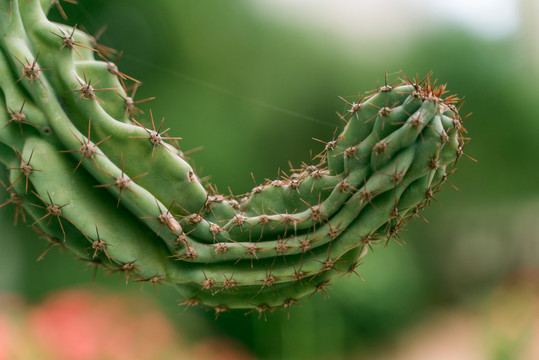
[0, 0, 470, 315]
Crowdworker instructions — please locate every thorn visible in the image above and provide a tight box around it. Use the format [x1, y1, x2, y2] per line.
[3, 99, 39, 134]
[32, 226, 69, 261]
[213, 305, 230, 319]
[29, 191, 72, 240]
[140, 198, 181, 235]
[68, 67, 117, 103]
[135, 275, 164, 296]
[51, 0, 78, 20]
[116, 82, 155, 119]
[81, 225, 112, 263]
[178, 297, 201, 311]
[82, 25, 119, 59]
[94, 153, 147, 207]
[51, 23, 96, 58]
[130, 110, 182, 156]
[59, 120, 110, 173]
[245, 304, 274, 321]
[14, 52, 49, 89]
[0, 181, 26, 224]
[7, 148, 40, 193]
[107, 260, 140, 285]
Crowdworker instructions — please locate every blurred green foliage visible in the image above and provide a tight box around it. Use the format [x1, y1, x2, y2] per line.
[1, 0, 537, 359]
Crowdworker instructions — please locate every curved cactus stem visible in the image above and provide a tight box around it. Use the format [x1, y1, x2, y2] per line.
[0, 0, 470, 311]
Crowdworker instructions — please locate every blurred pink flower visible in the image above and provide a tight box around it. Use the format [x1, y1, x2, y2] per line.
[0, 313, 11, 360]
[0, 294, 26, 360]
[0, 288, 258, 360]
[27, 289, 178, 360]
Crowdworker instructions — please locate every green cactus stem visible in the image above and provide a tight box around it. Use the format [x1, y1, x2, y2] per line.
[0, 0, 471, 315]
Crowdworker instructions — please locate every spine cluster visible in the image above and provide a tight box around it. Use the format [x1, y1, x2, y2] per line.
[0, 0, 470, 316]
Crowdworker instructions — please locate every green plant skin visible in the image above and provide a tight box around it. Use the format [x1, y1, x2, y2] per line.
[0, 0, 468, 314]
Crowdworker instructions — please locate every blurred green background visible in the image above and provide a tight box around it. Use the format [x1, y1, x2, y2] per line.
[1, 0, 539, 359]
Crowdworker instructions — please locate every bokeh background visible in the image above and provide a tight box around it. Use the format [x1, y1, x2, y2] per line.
[1, 0, 539, 359]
